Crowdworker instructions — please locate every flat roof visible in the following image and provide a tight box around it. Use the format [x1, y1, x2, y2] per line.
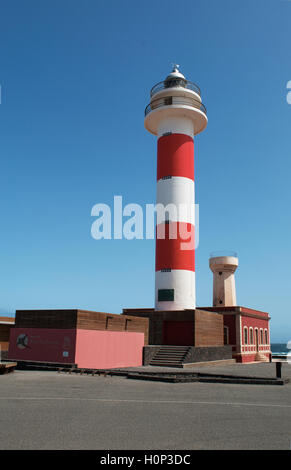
[0, 316, 15, 325]
[198, 306, 270, 319]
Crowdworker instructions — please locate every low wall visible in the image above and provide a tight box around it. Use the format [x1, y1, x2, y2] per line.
[9, 327, 145, 370]
[143, 345, 161, 365]
[75, 329, 144, 369]
[8, 328, 76, 364]
[0, 350, 9, 360]
[184, 346, 233, 363]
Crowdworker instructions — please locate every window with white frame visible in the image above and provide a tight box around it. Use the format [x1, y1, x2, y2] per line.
[249, 328, 253, 345]
[260, 329, 264, 344]
[265, 329, 268, 345]
[244, 327, 248, 345]
[255, 328, 259, 348]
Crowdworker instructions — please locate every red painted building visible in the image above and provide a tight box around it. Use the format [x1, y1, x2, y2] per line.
[8, 310, 148, 369]
[199, 306, 271, 362]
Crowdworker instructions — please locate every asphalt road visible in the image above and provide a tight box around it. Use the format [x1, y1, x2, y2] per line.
[0, 365, 291, 450]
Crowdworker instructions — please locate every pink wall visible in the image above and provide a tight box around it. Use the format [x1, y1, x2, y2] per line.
[8, 328, 145, 369]
[75, 329, 144, 369]
[8, 328, 76, 364]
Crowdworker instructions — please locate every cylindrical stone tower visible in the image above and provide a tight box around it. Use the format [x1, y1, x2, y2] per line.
[144, 65, 207, 310]
[209, 251, 239, 307]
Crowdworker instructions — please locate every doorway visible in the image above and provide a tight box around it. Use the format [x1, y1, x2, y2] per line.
[163, 321, 194, 346]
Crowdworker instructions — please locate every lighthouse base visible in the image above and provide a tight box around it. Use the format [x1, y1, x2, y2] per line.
[122, 305, 271, 364]
[122, 308, 224, 348]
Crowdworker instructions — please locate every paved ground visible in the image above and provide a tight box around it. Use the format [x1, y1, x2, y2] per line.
[0, 363, 291, 450]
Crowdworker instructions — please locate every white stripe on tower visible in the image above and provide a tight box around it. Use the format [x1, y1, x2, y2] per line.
[156, 177, 195, 225]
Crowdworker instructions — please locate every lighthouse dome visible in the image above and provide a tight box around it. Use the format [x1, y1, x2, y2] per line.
[165, 64, 186, 81]
[164, 64, 187, 89]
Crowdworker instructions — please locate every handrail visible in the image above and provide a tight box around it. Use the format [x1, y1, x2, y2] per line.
[210, 251, 238, 258]
[145, 96, 207, 117]
[150, 79, 201, 97]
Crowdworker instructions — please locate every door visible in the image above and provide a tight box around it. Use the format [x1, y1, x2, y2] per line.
[163, 321, 194, 346]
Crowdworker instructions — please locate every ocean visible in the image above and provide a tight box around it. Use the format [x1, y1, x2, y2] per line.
[271, 343, 289, 355]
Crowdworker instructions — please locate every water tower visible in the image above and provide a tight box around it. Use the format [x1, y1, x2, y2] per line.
[209, 251, 239, 307]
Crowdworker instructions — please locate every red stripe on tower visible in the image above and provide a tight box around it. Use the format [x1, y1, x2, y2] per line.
[156, 222, 195, 271]
[157, 134, 194, 181]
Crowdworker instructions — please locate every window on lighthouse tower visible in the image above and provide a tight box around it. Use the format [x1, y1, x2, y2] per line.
[158, 289, 174, 302]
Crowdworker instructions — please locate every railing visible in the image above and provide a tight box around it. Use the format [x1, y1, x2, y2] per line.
[210, 250, 238, 258]
[145, 96, 207, 117]
[150, 79, 201, 98]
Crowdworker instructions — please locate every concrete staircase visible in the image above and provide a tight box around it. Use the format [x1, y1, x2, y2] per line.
[255, 352, 269, 362]
[149, 346, 191, 368]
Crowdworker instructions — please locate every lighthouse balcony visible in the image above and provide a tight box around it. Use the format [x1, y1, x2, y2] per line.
[145, 96, 207, 117]
[144, 95, 207, 136]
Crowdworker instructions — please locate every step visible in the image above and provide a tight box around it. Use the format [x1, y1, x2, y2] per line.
[154, 354, 186, 358]
[153, 353, 188, 355]
[155, 352, 187, 356]
[152, 348, 189, 352]
[151, 363, 182, 365]
[150, 360, 183, 365]
[151, 354, 184, 358]
[151, 357, 182, 364]
[149, 363, 184, 368]
[255, 353, 269, 362]
[153, 358, 185, 362]
[151, 356, 182, 359]
[149, 346, 191, 367]
[155, 351, 187, 354]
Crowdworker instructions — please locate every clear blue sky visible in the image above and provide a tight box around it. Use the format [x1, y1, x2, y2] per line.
[0, 0, 290, 342]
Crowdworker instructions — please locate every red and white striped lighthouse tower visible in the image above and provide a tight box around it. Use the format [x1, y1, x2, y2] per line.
[144, 65, 207, 310]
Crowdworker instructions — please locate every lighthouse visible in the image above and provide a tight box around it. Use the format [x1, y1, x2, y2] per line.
[144, 65, 207, 310]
